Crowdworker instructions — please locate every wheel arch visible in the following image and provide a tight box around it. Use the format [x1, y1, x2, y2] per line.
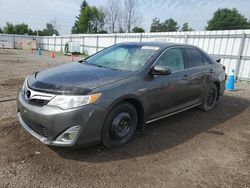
[213, 80, 220, 100]
[105, 95, 145, 132]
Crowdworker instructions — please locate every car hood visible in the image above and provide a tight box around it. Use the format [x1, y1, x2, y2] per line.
[28, 62, 131, 94]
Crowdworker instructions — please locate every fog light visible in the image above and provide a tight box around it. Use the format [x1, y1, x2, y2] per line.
[53, 125, 80, 145]
[63, 133, 77, 141]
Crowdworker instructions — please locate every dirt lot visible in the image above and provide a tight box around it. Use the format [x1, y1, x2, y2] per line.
[0, 49, 249, 188]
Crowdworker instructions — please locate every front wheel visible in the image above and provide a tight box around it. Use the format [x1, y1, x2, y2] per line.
[198, 83, 218, 111]
[102, 102, 138, 148]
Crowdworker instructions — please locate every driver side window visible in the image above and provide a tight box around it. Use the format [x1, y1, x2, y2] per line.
[155, 48, 185, 72]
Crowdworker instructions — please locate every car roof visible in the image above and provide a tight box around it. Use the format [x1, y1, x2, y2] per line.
[117, 42, 197, 49]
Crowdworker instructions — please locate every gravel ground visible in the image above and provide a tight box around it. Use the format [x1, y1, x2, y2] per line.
[0, 49, 249, 188]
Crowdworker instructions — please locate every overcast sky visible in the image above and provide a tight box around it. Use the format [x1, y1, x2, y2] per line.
[0, 0, 250, 34]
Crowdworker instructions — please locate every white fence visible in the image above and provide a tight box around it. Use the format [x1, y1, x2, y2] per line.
[1, 30, 250, 81]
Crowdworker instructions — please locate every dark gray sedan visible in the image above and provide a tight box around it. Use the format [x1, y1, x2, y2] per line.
[17, 42, 226, 148]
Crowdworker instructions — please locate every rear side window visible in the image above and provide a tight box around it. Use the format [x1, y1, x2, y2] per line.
[185, 48, 204, 68]
[203, 54, 212, 65]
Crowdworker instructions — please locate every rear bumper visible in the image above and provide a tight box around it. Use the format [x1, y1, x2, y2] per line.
[17, 92, 106, 147]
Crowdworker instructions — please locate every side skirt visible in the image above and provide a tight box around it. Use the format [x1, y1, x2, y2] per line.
[146, 103, 201, 124]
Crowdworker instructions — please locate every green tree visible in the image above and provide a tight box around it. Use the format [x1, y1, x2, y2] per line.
[37, 22, 59, 36]
[132, 26, 145, 33]
[36, 30, 45, 36]
[45, 23, 59, 35]
[1, 22, 60, 36]
[76, 2, 92, 33]
[2, 22, 37, 35]
[3, 22, 15, 34]
[27, 28, 36, 35]
[0, 28, 3, 33]
[150, 18, 162, 32]
[72, 1, 106, 34]
[181, 22, 194, 31]
[90, 6, 105, 33]
[14, 23, 29, 34]
[72, 1, 88, 33]
[150, 17, 179, 32]
[162, 18, 179, 32]
[206, 8, 250, 30]
[71, 19, 79, 34]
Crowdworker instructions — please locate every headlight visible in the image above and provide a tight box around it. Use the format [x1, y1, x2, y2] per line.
[21, 77, 28, 93]
[47, 93, 102, 109]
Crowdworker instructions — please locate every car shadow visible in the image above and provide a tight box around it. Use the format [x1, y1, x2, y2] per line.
[51, 95, 249, 162]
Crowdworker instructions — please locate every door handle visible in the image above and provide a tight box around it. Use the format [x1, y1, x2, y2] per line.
[182, 75, 188, 81]
[209, 69, 214, 73]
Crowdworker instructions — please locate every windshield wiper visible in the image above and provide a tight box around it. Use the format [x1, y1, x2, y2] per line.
[92, 64, 105, 68]
[81, 61, 119, 70]
[107, 67, 120, 71]
[85, 62, 105, 68]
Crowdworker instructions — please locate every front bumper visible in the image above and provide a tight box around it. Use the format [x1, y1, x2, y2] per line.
[17, 92, 106, 147]
[18, 112, 54, 145]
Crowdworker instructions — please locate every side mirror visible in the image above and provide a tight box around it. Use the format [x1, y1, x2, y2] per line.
[151, 65, 171, 75]
[216, 58, 221, 63]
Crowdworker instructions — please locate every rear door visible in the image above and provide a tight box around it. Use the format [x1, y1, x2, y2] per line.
[183, 47, 212, 103]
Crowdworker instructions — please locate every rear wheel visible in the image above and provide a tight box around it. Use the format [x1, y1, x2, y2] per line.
[198, 83, 218, 111]
[102, 102, 138, 148]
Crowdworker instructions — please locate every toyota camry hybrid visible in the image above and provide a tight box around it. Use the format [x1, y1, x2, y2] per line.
[17, 42, 226, 148]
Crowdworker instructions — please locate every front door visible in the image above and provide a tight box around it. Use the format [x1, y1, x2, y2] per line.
[143, 47, 191, 121]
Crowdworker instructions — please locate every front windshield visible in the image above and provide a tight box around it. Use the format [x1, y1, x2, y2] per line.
[85, 44, 160, 71]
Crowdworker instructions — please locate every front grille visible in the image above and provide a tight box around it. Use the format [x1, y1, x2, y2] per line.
[24, 88, 55, 107]
[21, 115, 48, 138]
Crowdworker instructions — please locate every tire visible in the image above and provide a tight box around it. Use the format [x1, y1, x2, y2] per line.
[102, 102, 138, 148]
[198, 83, 218, 111]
